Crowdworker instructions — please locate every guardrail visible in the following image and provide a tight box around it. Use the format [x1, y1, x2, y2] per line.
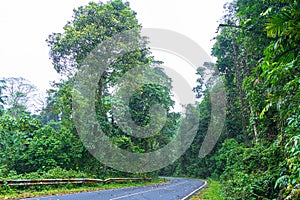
[0, 177, 152, 186]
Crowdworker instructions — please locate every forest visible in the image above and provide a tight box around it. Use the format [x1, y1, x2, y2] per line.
[0, 0, 299, 199]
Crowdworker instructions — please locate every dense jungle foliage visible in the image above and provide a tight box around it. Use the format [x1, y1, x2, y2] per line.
[164, 0, 300, 199]
[0, 0, 299, 199]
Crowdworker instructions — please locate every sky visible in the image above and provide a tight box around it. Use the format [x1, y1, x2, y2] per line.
[0, 0, 229, 92]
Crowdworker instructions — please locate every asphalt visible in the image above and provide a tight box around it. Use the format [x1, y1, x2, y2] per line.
[22, 178, 206, 200]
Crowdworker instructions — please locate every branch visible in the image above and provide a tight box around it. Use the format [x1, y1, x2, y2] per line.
[215, 24, 241, 33]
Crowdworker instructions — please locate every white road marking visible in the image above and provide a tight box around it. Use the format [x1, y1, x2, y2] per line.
[110, 181, 188, 200]
[181, 180, 207, 200]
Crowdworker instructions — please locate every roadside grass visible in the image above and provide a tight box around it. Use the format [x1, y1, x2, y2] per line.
[0, 178, 168, 200]
[190, 179, 223, 200]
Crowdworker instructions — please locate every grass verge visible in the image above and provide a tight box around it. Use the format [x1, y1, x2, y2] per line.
[190, 179, 223, 200]
[0, 178, 168, 200]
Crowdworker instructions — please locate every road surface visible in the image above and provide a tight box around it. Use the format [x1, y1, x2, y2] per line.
[23, 178, 206, 200]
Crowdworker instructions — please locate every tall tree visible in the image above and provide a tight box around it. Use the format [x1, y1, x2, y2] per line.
[2, 77, 37, 117]
[46, 0, 178, 175]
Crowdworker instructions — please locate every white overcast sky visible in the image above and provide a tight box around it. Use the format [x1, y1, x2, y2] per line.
[0, 0, 229, 91]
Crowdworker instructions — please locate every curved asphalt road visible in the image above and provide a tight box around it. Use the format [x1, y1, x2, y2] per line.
[23, 178, 206, 200]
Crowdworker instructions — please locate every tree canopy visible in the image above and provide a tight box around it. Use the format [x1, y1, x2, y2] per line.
[1, 0, 299, 199]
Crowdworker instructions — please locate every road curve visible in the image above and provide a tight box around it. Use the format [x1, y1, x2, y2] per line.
[23, 178, 206, 200]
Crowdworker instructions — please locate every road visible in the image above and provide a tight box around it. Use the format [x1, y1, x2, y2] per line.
[23, 178, 206, 200]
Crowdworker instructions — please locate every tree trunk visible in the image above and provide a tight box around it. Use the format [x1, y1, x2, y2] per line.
[232, 32, 249, 146]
